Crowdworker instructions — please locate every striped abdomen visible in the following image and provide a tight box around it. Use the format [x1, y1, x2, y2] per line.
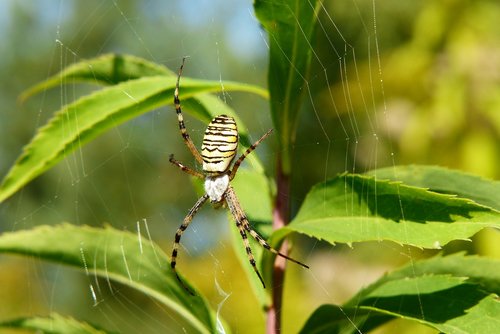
[201, 115, 238, 174]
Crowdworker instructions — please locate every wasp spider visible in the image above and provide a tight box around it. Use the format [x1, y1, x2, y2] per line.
[169, 58, 309, 294]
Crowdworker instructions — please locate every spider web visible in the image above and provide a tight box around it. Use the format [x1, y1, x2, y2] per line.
[0, 0, 497, 333]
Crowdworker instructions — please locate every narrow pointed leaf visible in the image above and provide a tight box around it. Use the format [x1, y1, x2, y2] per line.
[0, 224, 217, 333]
[0, 76, 267, 203]
[368, 165, 500, 211]
[273, 173, 500, 249]
[19, 53, 172, 101]
[19, 53, 269, 147]
[0, 313, 112, 334]
[22, 54, 268, 172]
[300, 253, 500, 334]
[254, 0, 322, 172]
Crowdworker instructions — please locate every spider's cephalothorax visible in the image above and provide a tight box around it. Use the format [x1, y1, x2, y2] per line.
[169, 58, 309, 294]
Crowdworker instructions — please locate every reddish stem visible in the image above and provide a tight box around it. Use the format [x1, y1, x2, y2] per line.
[266, 159, 290, 334]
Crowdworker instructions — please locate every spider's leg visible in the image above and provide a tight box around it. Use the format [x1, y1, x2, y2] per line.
[226, 186, 309, 269]
[236, 217, 266, 287]
[171, 194, 209, 295]
[169, 154, 204, 178]
[245, 226, 309, 269]
[235, 213, 266, 288]
[225, 187, 266, 288]
[174, 58, 203, 164]
[229, 128, 273, 180]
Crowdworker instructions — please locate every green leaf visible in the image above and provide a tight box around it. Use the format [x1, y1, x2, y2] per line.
[0, 75, 267, 203]
[368, 165, 500, 211]
[36, 53, 269, 172]
[0, 224, 217, 334]
[354, 252, 500, 297]
[0, 313, 112, 334]
[254, 0, 322, 173]
[300, 253, 500, 334]
[19, 54, 269, 147]
[19, 53, 172, 101]
[273, 173, 500, 249]
[19, 53, 268, 148]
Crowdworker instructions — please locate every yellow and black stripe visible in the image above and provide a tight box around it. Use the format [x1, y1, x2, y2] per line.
[201, 115, 238, 174]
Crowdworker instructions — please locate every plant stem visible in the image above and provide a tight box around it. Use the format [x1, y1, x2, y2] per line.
[266, 158, 290, 334]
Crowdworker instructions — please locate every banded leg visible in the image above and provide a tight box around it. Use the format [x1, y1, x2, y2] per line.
[225, 186, 309, 271]
[245, 225, 309, 269]
[171, 194, 209, 295]
[235, 214, 266, 288]
[224, 186, 267, 287]
[231, 204, 266, 288]
[174, 57, 203, 164]
[169, 154, 204, 179]
[229, 128, 273, 180]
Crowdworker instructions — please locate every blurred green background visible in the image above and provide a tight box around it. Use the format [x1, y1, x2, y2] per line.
[0, 0, 498, 333]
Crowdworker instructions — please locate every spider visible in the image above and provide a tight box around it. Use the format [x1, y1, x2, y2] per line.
[169, 58, 309, 294]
